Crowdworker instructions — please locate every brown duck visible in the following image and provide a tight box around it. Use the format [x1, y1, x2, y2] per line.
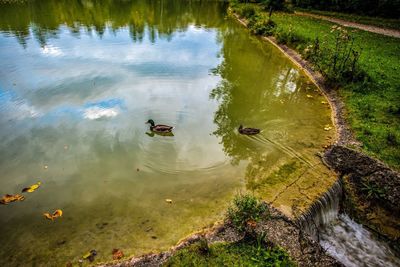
[146, 119, 174, 133]
[238, 125, 260, 135]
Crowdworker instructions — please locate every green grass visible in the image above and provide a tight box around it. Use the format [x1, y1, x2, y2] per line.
[231, 4, 400, 169]
[296, 8, 400, 31]
[164, 240, 295, 267]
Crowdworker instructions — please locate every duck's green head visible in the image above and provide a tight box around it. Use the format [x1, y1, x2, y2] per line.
[146, 119, 155, 126]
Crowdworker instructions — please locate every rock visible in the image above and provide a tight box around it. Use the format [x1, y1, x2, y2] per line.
[324, 145, 400, 213]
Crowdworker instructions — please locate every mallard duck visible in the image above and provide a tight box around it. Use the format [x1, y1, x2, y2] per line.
[146, 119, 174, 133]
[238, 125, 260, 135]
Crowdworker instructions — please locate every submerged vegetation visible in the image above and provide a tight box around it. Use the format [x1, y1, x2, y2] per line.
[230, 1, 400, 169]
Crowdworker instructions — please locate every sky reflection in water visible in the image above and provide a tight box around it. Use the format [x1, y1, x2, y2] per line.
[0, 1, 334, 265]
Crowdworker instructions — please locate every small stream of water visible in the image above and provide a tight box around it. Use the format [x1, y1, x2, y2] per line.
[300, 180, 400, 267]
[321, 213, 400, 267]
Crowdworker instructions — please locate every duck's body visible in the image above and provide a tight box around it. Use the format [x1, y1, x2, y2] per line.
[238, 125, 260, 135]
[146, 119, 174, 133]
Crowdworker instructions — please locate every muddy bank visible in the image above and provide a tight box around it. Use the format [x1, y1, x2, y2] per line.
[98, 206, 340, 267]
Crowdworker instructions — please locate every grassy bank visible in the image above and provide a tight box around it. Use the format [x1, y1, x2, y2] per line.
[296, 9, 400, 31]
[230, 3, 400, 169]
[164, 239, 294, 266]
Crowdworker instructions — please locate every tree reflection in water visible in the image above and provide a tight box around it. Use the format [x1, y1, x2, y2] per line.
[210, 23, 336, 216]
[0, 0, 228, 47]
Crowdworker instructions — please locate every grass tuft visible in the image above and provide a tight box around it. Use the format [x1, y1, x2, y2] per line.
[164, 239, 295, 267]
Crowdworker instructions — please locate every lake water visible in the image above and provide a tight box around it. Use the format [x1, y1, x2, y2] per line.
[0, 0, 335, 265]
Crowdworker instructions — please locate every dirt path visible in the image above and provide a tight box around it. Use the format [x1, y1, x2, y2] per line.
[295, 11, 400, 38]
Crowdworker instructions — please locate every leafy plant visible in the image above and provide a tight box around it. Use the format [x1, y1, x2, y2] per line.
[360, 181, 386, 200]
[196, 237, 210, 255]
[305, 25, 365, 85]
[237, 4, 258, 19]
[227, 194, 268, 232]
[249, 18, 276, 35]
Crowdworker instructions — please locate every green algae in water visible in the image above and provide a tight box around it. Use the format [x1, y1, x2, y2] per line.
[0, 0, 335, 265]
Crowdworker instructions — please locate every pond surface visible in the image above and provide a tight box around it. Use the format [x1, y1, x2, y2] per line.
[0, 0, 335, 265]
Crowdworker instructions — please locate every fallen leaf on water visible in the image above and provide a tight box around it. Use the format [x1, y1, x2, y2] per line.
[82, 252, 91, 259]
[22, 181, 41, 193]
[43, 213, 53, 220]
[43, 209, 63, 221]
[112, 248, 124, 260]
[165, 199, 173, 204]
[306, 94, 313, 98]
[324, 125, 333, 131]
[0, 194, 25, 205]
[53, 209, 63, 218]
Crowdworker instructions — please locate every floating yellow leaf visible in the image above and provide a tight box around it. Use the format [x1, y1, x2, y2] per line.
[165, 199, 173, 204]
[83, 250, 97, 262]
[43, 213, 53, 220]
[321, 101, 328, 104]
[0, 194, 25, 205]
[306, 94, 313, 98]
[82, 252, 91, 259]
[324, 125, 333, 131]
[22, 182, 41, 193]
[53, 209, 63, 218]
[43, 209, 63, 221]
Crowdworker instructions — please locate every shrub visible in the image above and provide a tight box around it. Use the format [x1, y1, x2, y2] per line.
[227, 194, 268, 232]
[249, 18, 276, 35]
[237, 5, 258, 19]
[293, 0, 400, 19]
